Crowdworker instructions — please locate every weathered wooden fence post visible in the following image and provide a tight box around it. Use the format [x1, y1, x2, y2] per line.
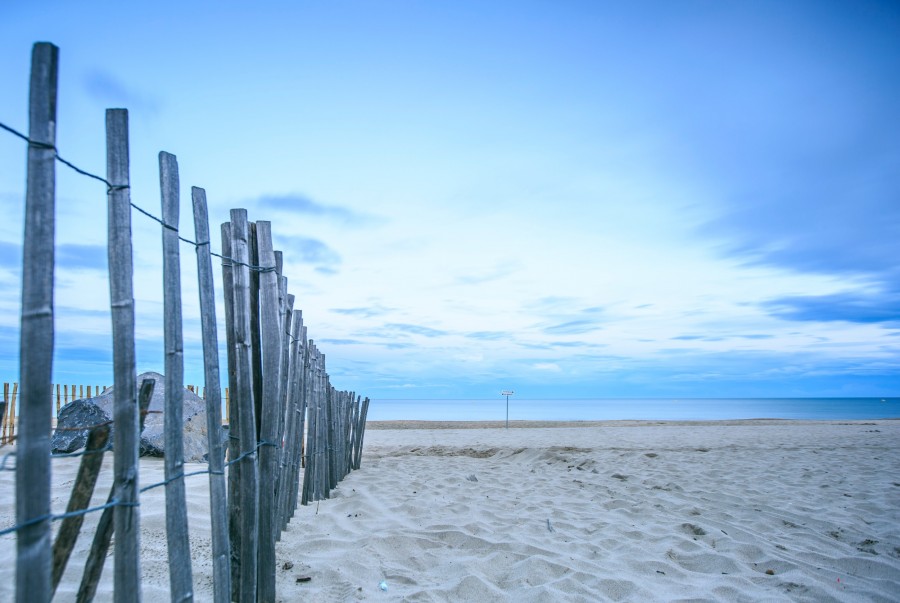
[220, 221, 242, 601]
[327, 387, 337, 491]
[355, 397, 371, 470]
[191, 187, 231, 603]
[51, 424, 110, 597]
[348, 395, 360, 473]
[288, 323, 308, 517]
[273, 287, 292, 540]
[248, 222, 263, 440]
[277, 308, 302, 533]
[17, 41, 58, 603]
[318, 358, 330, 500]
[301, 343, 317, 506]
[76, 379, 155, 603]
[9, 383, 18, 442]
[322, 378, 333, 499]
[106, 107, 142, 602]
[159, 151, 194, 601]
[230, 209, 259, 603]
[255, 221, 281, 601]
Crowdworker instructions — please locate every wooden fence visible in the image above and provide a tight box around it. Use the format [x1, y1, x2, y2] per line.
[1, 382, 255, 443]
[2, 42, 371, 602]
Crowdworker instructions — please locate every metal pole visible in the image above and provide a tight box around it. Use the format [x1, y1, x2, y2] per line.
[505, 394, 509, 429]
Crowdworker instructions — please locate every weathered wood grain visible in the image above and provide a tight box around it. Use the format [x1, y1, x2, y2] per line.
[17, 41, 59, 603]
[255, 221, 281, 601]
[159, 151, 194, 602]
[51, 424, 110, 596]
[191, 187, 231, 603]
[230, 209, 259, 603]
[106, 108, 142, 602]
[220, 221, 242, 601]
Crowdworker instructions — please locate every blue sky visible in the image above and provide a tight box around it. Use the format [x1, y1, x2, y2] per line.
[0, 1, 898, 400]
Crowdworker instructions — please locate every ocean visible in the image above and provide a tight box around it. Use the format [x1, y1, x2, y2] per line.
[365, 398, 900, 422]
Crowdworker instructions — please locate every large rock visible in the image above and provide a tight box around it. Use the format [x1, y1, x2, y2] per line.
[51, 371, 224, 463]
[51, 398, 111, 453]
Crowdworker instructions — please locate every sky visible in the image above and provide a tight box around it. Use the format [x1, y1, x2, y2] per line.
[0, 0, 898, 401]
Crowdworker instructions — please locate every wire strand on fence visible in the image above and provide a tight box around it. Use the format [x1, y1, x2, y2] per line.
[136, 438, 276, 493]
[50, 444, 113, 459]
[0, 119, 275, 274]
[0, 497, 137, 537]
[1, 437, 280, 535]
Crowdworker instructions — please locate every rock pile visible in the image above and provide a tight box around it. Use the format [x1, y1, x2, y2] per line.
[51, 371, 225, 462]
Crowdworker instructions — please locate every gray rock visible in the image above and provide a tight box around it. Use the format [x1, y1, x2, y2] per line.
[136, 371, 212, 462]
[51, 371, 224, 463]
[50, 398, 111, 453]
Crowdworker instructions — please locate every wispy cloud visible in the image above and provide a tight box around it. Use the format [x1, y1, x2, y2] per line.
[0, 243, 107, 271]
[355, 323, 449, 342]
[84, 70, 160, 115]
[763, 290, 900, 325]
[384, 323, 448, 338]
[549, 340, 608, 348]
[524, 296, 579, 312]
[318, 338, 362, 345]
[332, 304, 395, 318]
[0, 242, 20, 268]
[465, 331, 509, 341]
[383, 342, 416, 350]
[543, 319, 602, 335]
[672, 334, 725, 342]
[699, 141, 899, 291]
[456, 261, 519, 285]
[276, 235, 341, 272]
[58, 244, 107, 271]
[257, 194, 377, 225]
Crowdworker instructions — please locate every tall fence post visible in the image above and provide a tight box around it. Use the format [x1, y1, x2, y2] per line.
[255, 221, 281, 601]
[248, 222, 263, 441]
[290, 323, 308, 516]
[17, 41, 59, 603]
[159, 151, 194, 602]
[192, 187, 231, 603]
[358, 398, 370, 469]
[301, 343, 317, 506]
[277, 307, 301, 533]
[230, 209, 259, 603]
[1, 382, 9, 442]
[76, 378, 155, 603]
[220, 221, 242, 601]
[106, 107, 142, 602]
[273, 284, 292, 540]
[50, 424, 110, 597]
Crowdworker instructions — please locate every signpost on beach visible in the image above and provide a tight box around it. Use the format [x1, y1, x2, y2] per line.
[501, 390, 514, 428]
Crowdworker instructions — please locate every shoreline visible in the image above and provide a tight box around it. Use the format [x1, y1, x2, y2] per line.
[366, 417, 898, 429]
[2, 420, 898, 601]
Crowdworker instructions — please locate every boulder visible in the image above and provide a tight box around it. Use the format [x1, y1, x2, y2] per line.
[51, 371, 225, 463]
[51, 398, 111, 453]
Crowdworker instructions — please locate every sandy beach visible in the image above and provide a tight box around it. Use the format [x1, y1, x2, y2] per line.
[2, 420, 899, 601]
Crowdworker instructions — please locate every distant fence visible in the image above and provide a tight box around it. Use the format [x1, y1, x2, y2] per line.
[1, 42, 371, 603]
[1, 382, 260, 443]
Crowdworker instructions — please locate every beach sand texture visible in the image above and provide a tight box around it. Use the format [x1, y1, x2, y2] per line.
[2, 420, 899, 601]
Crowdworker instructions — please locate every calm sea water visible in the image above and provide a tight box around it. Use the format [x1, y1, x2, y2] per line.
[366, 398, 900, 422]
